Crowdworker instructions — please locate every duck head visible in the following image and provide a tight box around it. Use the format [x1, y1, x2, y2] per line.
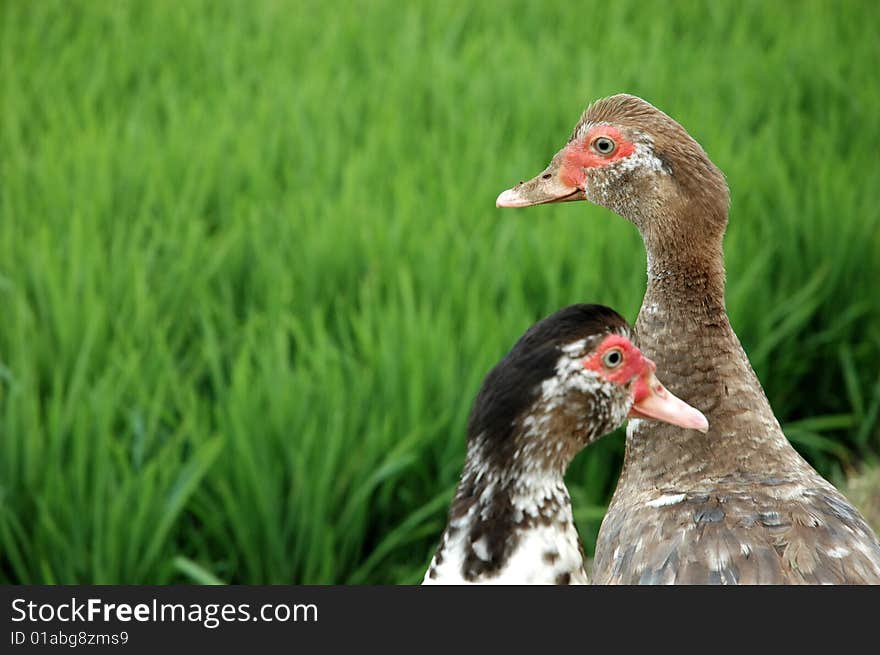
[468, 304, 707, 474]
[496, 94, 729, 252]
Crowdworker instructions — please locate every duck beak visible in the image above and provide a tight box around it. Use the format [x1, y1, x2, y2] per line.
[628, 368, 709, 433]
[495, 152, 585, 207]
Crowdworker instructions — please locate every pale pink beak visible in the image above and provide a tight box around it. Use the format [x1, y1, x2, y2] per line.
[628, 367, 709, 433]
[495, 150, 585, 208]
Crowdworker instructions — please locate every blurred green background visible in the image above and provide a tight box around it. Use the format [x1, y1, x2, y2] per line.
[1, 0, 879, 584]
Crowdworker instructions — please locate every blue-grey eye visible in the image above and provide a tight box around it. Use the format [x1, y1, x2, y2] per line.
[603, 348, 623, 368]
[593, 136, 616, 155]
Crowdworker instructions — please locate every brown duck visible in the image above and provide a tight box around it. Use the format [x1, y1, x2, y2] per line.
[496, 94, 880, 584]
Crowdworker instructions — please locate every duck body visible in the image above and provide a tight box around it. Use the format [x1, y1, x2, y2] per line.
[596, 278, 880, 583]
[497, 94, 880, 584]
[424, 304, 708, 584]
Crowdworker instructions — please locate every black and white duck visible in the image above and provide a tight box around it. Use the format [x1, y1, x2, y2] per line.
[423, 304, 707, 584]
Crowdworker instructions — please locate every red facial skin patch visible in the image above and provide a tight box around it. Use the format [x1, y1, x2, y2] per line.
[631, 371, 662, 404]
[582, 334, 652, 386]
[559, 125, 636, 188]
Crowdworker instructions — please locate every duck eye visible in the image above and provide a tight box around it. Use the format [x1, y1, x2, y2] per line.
[602, 348, 623, 368]
[593, 136, 616, 155]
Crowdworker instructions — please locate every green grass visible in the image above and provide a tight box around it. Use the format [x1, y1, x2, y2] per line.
[1, 0, 878, 584]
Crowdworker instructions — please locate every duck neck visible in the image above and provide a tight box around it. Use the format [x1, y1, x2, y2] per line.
[645, 237, 727, 313]
[623, 225, 806, 490]
[433, 433, 581, 582]
[457, 435, 575, 537]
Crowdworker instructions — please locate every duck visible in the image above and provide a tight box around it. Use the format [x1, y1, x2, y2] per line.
[423, 303, 708, 584]
[496, 94, 880, 583]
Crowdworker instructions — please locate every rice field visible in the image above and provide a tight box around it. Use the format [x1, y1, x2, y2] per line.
[1, 0, 878, 584]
